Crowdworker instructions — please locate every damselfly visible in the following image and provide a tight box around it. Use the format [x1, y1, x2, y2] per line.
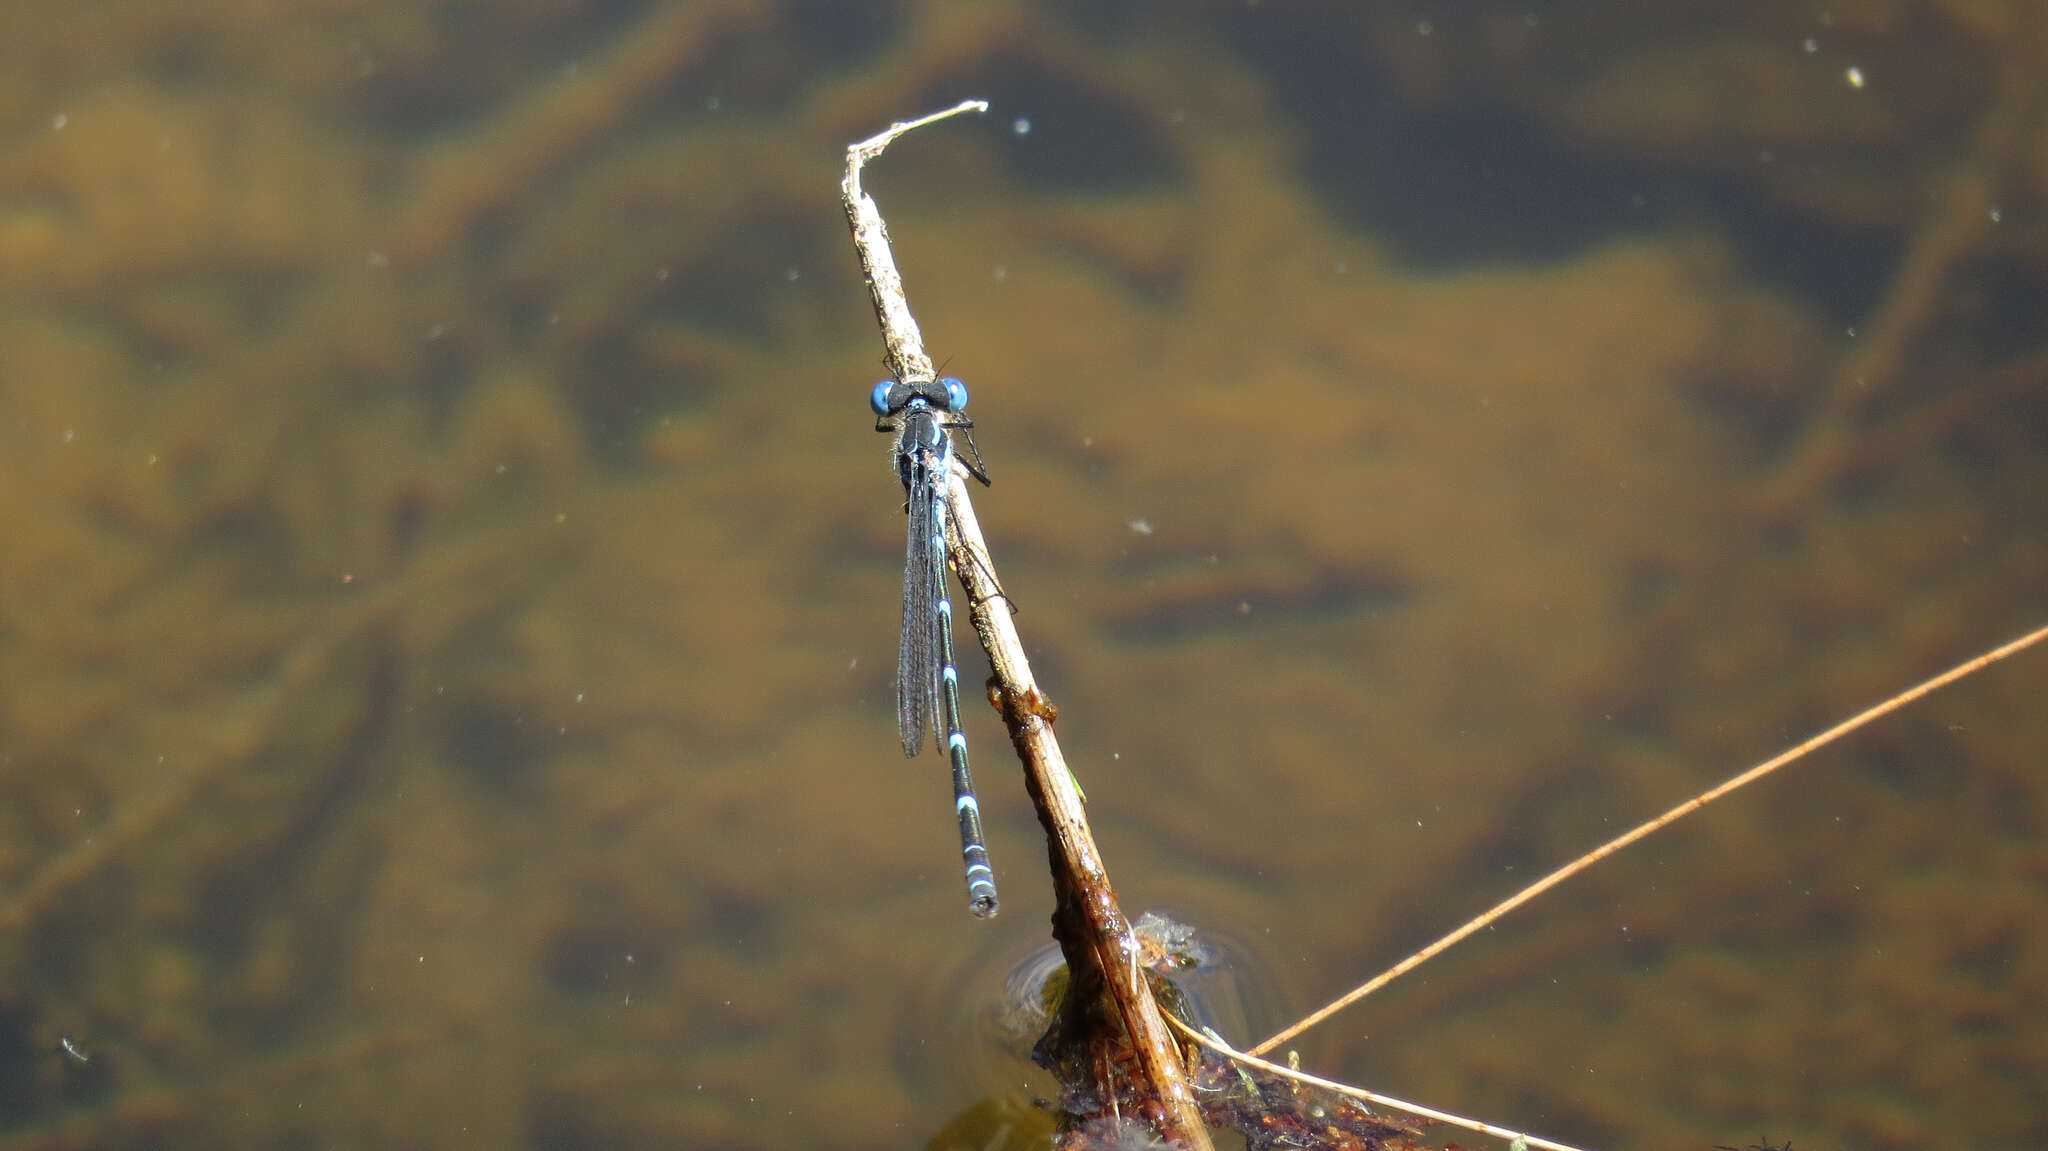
[872, 375, 998, 918]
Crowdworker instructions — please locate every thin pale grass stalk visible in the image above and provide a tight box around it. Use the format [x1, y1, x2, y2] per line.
[1164, 1011, 1588, 1151]
[1252, 621, 2048, 1057]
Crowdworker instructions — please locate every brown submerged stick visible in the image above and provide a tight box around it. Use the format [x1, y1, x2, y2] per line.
[392, 0, 753, 263]
[1759, 58, 2042, 516]
[841, 105, 1212, 1149]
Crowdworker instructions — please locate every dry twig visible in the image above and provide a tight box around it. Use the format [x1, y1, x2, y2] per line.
[841, 103, 1212, 1149]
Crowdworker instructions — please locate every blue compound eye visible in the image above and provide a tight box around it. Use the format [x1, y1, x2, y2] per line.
[869, 380, 895, 416]
[941, 376, 969, 410]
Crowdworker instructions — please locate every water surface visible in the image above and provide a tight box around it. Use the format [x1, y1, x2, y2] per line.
[1, 3, 2043, 1149]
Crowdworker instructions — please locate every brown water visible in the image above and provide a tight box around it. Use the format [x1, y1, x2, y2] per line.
[1, 2, 2044, 1149]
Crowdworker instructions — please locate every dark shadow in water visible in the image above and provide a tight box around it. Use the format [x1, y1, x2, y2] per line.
[1226, 7, 1901, 326]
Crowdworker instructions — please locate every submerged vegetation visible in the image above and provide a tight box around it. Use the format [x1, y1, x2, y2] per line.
[0, 2, 2042, 1148]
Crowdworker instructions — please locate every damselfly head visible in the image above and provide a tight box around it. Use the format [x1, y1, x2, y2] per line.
[872, 376, 970, 418]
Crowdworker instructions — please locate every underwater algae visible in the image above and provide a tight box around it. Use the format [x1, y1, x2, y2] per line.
[0, 1, 2042, 1149]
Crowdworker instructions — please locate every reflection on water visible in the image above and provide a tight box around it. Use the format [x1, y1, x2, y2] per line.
[975, 911, 1281, 1077]
[0, 2, 2043, 1149]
